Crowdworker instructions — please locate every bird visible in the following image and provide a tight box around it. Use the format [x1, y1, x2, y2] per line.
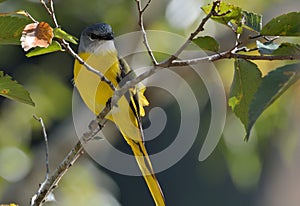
[73, 23, 165, 206]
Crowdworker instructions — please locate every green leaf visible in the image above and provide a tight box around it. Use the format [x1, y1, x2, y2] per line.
[0, 11, 32, 45]
[256, 40, 279, 55]
[202, 3, 243, 28]
[53, 28, 78, 44]
[242, 11, 262, 32]
[26, 41, 63, 57]
[272, 42, 300, 56]
[229, 59, 262, 135]
[0, 71, 35, 106]
[248, 63, 300, 139]
[193, 36, 220, 52]
[201, 2, 262, 33]
[261, 12, 300, 36]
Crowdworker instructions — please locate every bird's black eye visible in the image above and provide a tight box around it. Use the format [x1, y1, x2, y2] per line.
[89, 33, 100, 40]
[103, 32, 114, 40]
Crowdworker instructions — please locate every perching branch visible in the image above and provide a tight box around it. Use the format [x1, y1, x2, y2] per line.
[170, 52, 300, 66]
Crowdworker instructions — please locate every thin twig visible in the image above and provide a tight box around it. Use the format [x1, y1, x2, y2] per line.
[159, 0, 221, 67]
[40, 0, 59, 27]
[49, 0, 59, 27]
[31, 115, 53, 206]
[135, 0, 158, 65]
[141, 0, 152, 13]
[33, 115, 50, 179]
[22, 10, 38, 23]
[31, 120, 101, 206]
[40, 0, 51, 15]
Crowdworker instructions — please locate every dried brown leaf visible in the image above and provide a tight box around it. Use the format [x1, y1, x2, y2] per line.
[20, 22, 53, 51]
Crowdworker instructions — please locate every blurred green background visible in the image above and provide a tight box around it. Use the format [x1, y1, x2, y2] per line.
[1, 0, 300, 205]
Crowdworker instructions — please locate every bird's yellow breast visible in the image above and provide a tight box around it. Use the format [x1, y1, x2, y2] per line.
[74, 51, 119, 115]
[73, 51, 142, 140]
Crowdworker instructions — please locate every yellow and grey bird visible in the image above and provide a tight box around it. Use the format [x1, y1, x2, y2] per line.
[73, 23, 165, 206]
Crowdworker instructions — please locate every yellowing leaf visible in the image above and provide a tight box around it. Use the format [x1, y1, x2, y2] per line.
[201, 2, 262, 33]
[202, 3, 243, 26]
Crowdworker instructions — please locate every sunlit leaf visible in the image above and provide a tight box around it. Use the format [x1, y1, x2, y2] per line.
[202, 3, 243, 26]
[248, 63, 300, 139]
[261, 12, 300, 36]
[193, 36, 219, 52]
[26, 41, 63, 57]
[229, 59, 262, 137]
[0, 71, 35, 106]
[21, 22, 54, 51]
[201, 2, 262, 33]
[0, 11, 32, 44]
[53, 28, 78, 44]
[256, 40, 279, 55]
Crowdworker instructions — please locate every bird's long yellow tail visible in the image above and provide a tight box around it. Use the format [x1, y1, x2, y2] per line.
[120, 131, 166, 206]
[74, 47, 165, 205]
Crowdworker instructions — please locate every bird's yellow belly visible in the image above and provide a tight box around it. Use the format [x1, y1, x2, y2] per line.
[74, 52, 119, 115]
[73, 52, 140, 140]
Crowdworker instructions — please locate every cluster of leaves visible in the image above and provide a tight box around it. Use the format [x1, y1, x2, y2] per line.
[0, 10, 77, 108]
[193, 2, 300, 140]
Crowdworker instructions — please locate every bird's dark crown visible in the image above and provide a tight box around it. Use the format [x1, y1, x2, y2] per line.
[83, 23, 114, 41]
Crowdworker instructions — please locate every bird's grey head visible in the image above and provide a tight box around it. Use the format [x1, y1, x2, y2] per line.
[79, 23, 115, 53]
